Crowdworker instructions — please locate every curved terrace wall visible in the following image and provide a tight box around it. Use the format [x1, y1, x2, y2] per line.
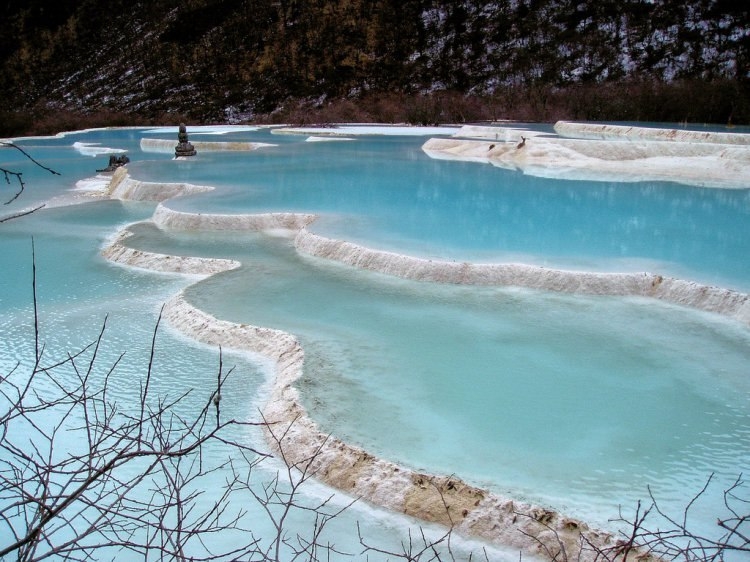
[95, 153, 750, 560]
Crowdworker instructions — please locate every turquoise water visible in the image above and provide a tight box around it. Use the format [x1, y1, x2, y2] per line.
[1, 202, 481, 560]
[146, 222, 750, 528]
[1, 125, 750, 559]
[135, 129, 750, 291]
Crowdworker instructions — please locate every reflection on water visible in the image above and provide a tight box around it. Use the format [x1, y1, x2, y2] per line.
[2, 126, 750, 557]
[130, 131, 750, 290]
[165, 224, 750, 533]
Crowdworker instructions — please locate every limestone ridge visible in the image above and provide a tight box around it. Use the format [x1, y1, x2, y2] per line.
[105, 168, 213, 201]
[102, 229, 240, 276]
[293, 229, 750, 328]
[101, 219, 630, 561]
[161, 292, 630, 561]
[102, 167, 750, 329]
[140, 138, 276, 153]
[423, 123, 750, 189]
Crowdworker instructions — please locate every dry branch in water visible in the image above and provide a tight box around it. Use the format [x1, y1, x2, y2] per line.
[516, 474, 750, 562]
[0, 253, 261, 560]
[0, 141, 59, 222]
[0, 244, 361, 560]
[617, 474, 750, 561]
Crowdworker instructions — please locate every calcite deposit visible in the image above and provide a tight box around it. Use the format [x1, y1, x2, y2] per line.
[93, 142, 749, 560]
[423, 122, 750, 188]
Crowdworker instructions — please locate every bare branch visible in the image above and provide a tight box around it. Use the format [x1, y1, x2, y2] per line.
[0, 204, 46, 224]
[0, 140, 59, 221]
[596, 474, 750, 562]
[1, 141, 60, 204]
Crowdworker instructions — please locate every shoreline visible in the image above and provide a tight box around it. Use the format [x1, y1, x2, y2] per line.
[161, 291, 619, 559]
[97, 170, 748, 559]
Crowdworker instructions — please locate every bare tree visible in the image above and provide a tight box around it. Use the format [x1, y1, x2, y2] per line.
[358, 523, 458, 562]
[0, 141, 59, 223]
[606, 474, 750, 562]
[8, 245, 745, 561]
[513, 473, 749, 562]
[0, 244, 363, 561]
[237, 416, 356, 561]
[1, 244, 485, 561]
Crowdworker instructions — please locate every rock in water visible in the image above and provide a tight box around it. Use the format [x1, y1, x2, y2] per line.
[175, 123, 197, 157]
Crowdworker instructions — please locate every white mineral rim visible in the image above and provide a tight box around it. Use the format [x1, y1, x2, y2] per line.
[101, 229, 241, 276]
[293, 229, 750, 327]
[96, 151, 750, 559]
[428, 122, 750, 188]
[554, 121, 750, 145]
[106, 167, 215, 201]
[422, 139, 750, 188]
[139, 138, 277, 153]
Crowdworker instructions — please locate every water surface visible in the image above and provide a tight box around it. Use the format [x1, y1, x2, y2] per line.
[2, 125, 749, 557]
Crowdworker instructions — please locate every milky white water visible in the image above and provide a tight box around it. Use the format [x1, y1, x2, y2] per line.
[1, 123, 749, 559]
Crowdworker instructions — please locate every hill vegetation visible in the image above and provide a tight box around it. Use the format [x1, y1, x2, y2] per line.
[0, 0, 748, 134]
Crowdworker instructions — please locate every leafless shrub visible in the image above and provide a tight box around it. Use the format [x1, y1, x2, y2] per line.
[0, 246, 265, 560]
[515, 473, 748, 562]
[2, 246, 493, 561]
[608, 474, 750, 562]
[0, 243, 368, 560]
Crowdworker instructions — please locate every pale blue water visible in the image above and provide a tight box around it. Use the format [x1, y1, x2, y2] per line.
[134, 128, 750, 290]
[1, 125, 749, 559]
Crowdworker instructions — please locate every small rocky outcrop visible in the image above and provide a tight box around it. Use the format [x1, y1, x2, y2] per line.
[96, 154, 130, 172]
[175, 123, 197, 157]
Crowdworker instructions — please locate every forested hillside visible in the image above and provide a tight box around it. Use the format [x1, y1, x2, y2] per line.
[1, 0, 748, 133]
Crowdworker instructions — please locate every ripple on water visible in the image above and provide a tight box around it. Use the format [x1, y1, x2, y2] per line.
[172, 231, 750, 536]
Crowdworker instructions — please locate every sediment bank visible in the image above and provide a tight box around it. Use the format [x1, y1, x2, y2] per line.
[553, 121, 750, 145]
[107, 167, 214, 201]
[151, 203, 316, 232]
[102, 229, 240, 276]
[159, 292, 621, 560]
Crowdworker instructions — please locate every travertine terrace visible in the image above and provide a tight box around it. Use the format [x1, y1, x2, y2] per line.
[96, 123, 749, 558]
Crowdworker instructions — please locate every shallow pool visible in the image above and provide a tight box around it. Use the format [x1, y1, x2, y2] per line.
[1, 124, 749, 559]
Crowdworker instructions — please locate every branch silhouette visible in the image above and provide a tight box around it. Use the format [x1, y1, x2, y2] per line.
[1, 141, 60, 222]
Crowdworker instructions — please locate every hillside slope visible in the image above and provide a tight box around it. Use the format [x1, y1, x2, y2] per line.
[1, 0, 748, 130]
